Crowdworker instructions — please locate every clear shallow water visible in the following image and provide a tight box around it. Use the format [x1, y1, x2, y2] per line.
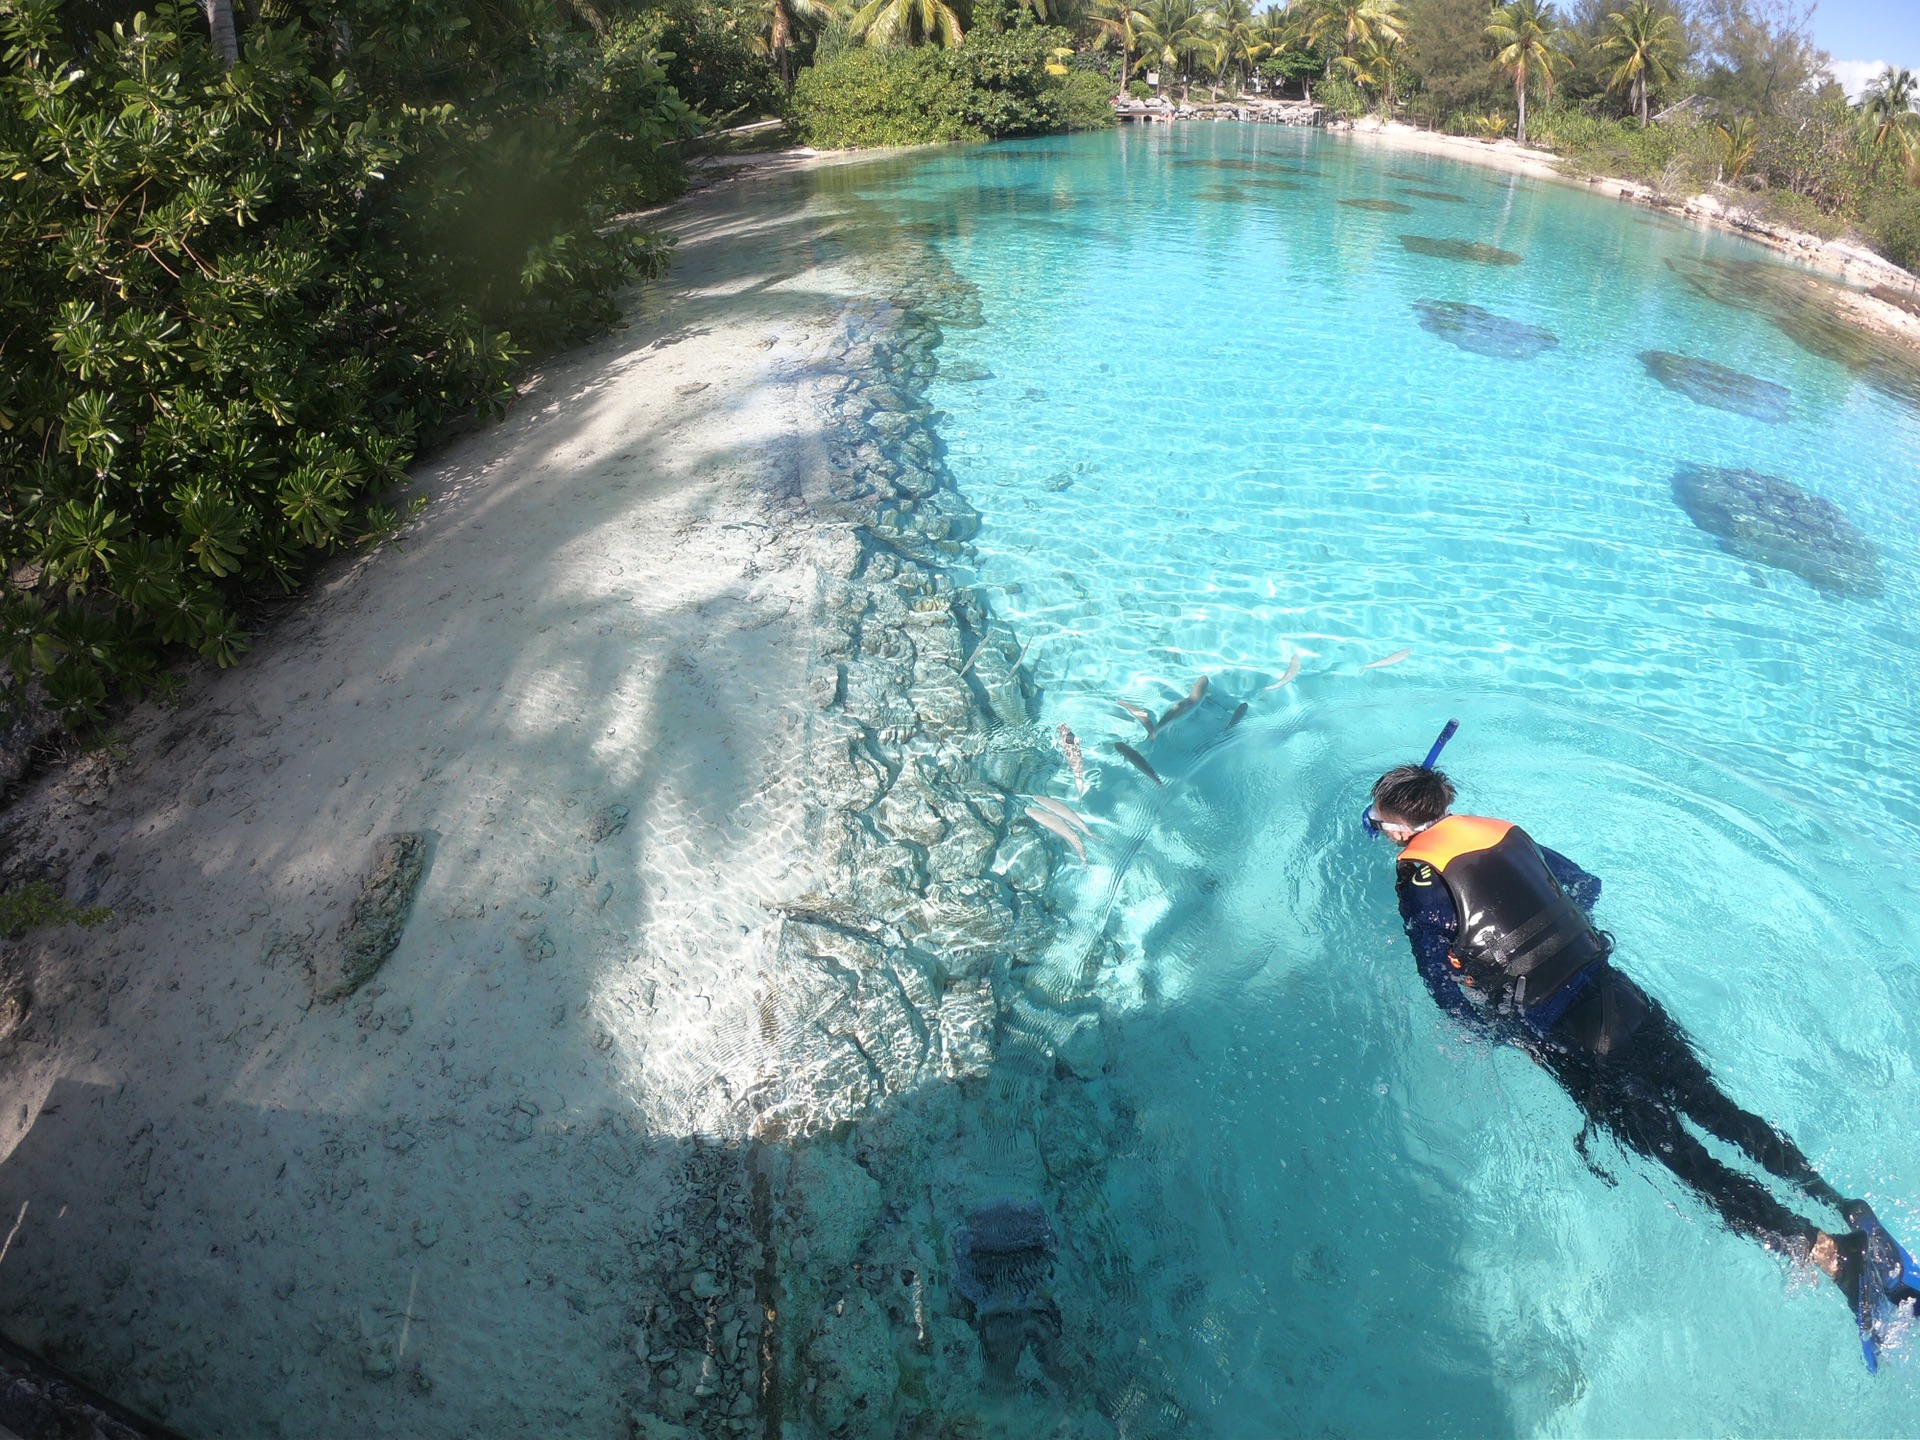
[838, 126, 1920, 1432]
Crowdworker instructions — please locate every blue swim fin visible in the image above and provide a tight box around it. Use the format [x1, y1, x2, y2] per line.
[1844, 1203, 1920, 1374]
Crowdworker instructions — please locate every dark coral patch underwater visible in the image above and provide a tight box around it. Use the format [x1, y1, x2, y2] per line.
[1671, 463, 1882, 598]
[1413, 301, 1559, 359]
[1340, 198, 1415, 213]
[1398, 235, 1523, 265]
[1403, 188, 1469, 203]
[1639, 351, 1791, 422]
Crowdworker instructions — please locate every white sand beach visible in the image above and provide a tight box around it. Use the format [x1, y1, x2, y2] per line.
[0, 174, 867, 1436]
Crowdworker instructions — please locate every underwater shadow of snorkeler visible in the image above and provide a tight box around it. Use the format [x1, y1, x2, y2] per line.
[1366, 758, 1920, 1371]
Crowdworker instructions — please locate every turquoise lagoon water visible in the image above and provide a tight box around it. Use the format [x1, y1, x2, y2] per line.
[832, 126, 1920, 1433]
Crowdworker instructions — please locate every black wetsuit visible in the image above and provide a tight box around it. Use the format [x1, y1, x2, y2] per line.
[1398, 847, 1844, 1252]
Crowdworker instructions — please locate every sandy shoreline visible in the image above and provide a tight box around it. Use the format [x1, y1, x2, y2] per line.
[1334, 116, 1920, 351]
[0, 173, 874, 1435]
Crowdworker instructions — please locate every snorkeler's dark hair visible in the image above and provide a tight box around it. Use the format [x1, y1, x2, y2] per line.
[1371, 765, 1456, 827]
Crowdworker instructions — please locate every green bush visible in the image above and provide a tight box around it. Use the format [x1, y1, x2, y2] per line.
[621, 0, 781, 123]
[792, 27, 1105, 147]
[792, 47, 981, 146]
[1865, 189, 1920, 271]
[1055, 68, 1118, 130]
[0, 0, 691, 723]
[1127, 78, 1152, 99]
[1315, 74, 1370, 120]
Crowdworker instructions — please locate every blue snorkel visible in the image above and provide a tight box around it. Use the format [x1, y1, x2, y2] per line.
[1363, 719, 1460, 836]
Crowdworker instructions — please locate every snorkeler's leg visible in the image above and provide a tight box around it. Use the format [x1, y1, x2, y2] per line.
[1633, 999, 1847, 1211]
[1543, 1044, 1821, 1253]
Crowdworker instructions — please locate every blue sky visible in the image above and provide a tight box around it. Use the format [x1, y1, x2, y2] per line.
[1810, 0, 1920, 97]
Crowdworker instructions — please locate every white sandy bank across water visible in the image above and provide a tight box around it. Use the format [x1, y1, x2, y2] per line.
[0, 178, 872, 1435]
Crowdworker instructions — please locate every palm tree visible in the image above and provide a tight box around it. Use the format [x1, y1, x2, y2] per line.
[1859, 67, 1918, 180]
[848, 0, 964, 45]
[1307, 0, 1401, 62]
[203, 0, 238, 66]
[1137, 0, 1220, 98]
[1257, 3, 1313, 98]
[1214, 0, 1266, 90]
[764, 0, 842, 90]
[1485, 0, 1568, 145]
[1090, 0, 1150, 82]
[1714, 113, 1757, 180]
[1338, 32, 1403, 113]
[1598, 0, 1682, 128]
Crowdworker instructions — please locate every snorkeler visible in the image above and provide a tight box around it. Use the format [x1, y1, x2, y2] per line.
[1367, 748, 1920, 1370]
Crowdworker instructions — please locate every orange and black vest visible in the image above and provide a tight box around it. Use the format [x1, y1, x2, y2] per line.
[1397, 815, 1607, 1010]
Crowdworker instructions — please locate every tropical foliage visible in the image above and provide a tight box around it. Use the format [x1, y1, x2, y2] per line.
[792, 24, 1113, 143]
[0, 0, 691, 723]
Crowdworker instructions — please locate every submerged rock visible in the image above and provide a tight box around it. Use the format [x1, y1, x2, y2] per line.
[323, 831, 428, 1000]
[952, 1200, 1058, 1313]
[1399, 234, 1523, 266]
[1639, 350, 1790, 422]
[1670, 464, 1882, 598]
[1403, 187, 1468, 203]
[1339, 197, 1414, 213]
[1413, 300, 1559, 360]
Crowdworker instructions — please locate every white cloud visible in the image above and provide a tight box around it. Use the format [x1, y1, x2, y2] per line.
[1829, 58, 1907, 101]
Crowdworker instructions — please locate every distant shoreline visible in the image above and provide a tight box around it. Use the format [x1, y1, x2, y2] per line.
[1332, 116, 1920, 355]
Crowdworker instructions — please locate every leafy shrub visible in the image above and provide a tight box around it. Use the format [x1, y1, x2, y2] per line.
[792, 27, 1106, 147]
[792, 48, 981, 146]
[1865, 190, 1920, 271]
[0, 0, 690, 723]
[1054, 68, 1118, 130]
[1127, 78, 1152, 99]
[1315, 74, 1369, 120]
[620, 0, 781, 123]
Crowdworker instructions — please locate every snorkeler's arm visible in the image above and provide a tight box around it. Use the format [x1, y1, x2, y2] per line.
[1540, 846, 1602, 912]
[1396, 863, 1475, 1020]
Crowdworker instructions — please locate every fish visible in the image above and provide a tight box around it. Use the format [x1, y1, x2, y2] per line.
[1026, 805, 1087, 865]
[1113, 741, 1163, 786]
[1030, 793, 1096, 834]
[1015, 636, 1040, 672]
[1260, 655, 1301, 691]
[958, 636, 991, 676]
[1115, 700, 1157, 740]
[1363, 648, 1412, 670]
[1158, 675, 1209, 729]
[1225, 701, 1248, 730]
[1057, 723, 1086, 795]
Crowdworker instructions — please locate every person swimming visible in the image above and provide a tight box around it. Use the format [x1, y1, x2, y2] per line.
[1368, 759, 1920, 1369]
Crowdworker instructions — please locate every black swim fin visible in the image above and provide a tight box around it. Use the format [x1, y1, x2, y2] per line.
[1841, 1202, 1920, 1373]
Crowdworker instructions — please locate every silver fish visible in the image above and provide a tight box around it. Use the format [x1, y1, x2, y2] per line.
[1115, 700, 1157, 740]
[1158, 674, 1210, 729]
[1363, 648, 1412, 671]
[1113, 741, 1163, 786]
[1026, 805, 1087, 865]
[958, 636, 991, 676]
[1030, 793, 1095, 835]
